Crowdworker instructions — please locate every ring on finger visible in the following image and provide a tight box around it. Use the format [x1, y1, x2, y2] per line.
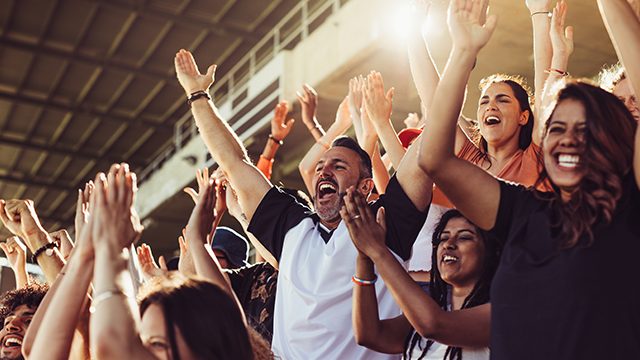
[352, 215, 361, 220]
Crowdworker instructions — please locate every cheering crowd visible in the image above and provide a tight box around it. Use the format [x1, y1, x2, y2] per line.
[0, 0, 638, 359]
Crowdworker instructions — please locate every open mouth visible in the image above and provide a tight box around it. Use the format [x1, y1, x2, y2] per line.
[317, 182, 338, 200]
[3, 336, 22, 348]
[442, 254, 458, 265]
[557, 154, 580, 168]
[484, 116, 501, 125]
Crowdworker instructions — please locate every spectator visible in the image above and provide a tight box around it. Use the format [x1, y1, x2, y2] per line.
[174, 48, 431, 359]
[0, 283, 48, 360]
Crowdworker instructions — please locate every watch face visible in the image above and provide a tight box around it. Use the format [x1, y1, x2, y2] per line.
[45, 248, 54, 256]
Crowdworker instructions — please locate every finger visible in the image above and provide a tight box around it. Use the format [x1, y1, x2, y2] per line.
[295, 91, 305, 103]
[343, 187, 359, 219]
[203, 167, 209, 185]
[565, 26, 573, 41]
[0, 201, 11, 226]
[285, 118, 295, 129]
[376, 207, 387, 233]
[159, 255, 168, 271]
[352, 190, 372, 223]
[386, 88, 395, 103]
[205, 64, 217, 82]
[0, 242, 10, 255]
[178, 235, 187, 252]
[184, 188, 199, 204]
[106, 163, 119, 204]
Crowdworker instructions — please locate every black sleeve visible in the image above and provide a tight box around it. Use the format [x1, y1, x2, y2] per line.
[247, 187, 312, 262]
[226, 266, 254, 303]
[489, 180, 530, 246]
[371, 176, 429, 261]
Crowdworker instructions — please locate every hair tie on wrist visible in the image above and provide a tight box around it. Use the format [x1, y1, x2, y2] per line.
[352, 274, 378, 286]
[317, 139, 330, 150]
[531, 11, 551, 18]
[269, 134, 284, 145]
[187, 90, 211, 105]
[545, 69, 570, 77]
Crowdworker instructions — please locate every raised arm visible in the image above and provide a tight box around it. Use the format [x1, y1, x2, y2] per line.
[0, 236, 29, 288]
[350, 77, 390, 193]
[418, 0, 501, 230]
[540, 2, 573, 116]
[24, 188, 95, 360]
[296, 84, 325, 140]
[298, 96, 352, 195]
[597, 0, 640, 187]
[526, 0, 553, 145]
[183, 175, 246, 322]
[89, 164, 151, 360]
[216, 168, 278, 268]
[341, 188, 490, 347]
[407, 0, 477, 149]
[256, 101, 295, 179]
[175, 50, 271, 221]
[0, 199, 64, 283]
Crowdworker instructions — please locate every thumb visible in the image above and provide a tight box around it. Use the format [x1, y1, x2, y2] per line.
[484, 13, 499, 33]
[376, 207, 387, 232]
[159, 255, 168, 270]
[386, 88, 395, 103]
[183, 188, 199, 204]
[565, 26, 573, 41]
[286, 118, 295, 128]
[205, 64, 217, 81]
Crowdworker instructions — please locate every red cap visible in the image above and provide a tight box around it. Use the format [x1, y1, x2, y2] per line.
[397, 125, 424, 149]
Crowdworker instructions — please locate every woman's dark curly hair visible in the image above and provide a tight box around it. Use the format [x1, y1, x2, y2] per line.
[403, 210, 501, 360]
[469, 74, 535, 169]
[0, 282, 49, 324]
[535, 81, 637, 248]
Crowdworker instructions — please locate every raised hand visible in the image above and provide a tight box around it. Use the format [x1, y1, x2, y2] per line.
[49, 229, 74, 261]
[271, 100, 295, 141]
[403, 113, 421, 129]
[184, 167, 210, 205]
[174, 49, 217, 96]
[348, 76, 365, 118]
[296, 84, 319, 128]
[340, 187, 387, 257]
[185, 175, 218, 246]
[0, 199, 47, 252]
[335, 96, 353, 130]
[75, 181, 93, 243]
[448, 0, 499, 52]
[364, 71, 394, 126]
[549, 1, 573, 58]
[0, 236, 27, 275]
[136, 243, 168, 282]
[90, 163, 143, 252]
[408, 0, 432, 32]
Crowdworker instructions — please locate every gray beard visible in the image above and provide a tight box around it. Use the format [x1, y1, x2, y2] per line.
[314, 191, 347, 222]
[1, 354, 24, 360]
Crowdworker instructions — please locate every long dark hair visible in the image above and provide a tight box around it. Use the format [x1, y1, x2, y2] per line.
[535, 81, 637, 248]
[139, 275, 254, 360]
[470, 75, 534, 168]
[403, 210, 501, 360]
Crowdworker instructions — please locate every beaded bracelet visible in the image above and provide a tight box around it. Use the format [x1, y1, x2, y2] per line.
[352, 274, 378, 286]
[187, 90, 211, 105]
[31, 241, 59, 263]
[531, 11, 551, 18]
[545, 69, 570, 77]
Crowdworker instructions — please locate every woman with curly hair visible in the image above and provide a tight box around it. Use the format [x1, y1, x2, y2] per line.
[349, 209, 500, 360]
[413, 0, 640, 358]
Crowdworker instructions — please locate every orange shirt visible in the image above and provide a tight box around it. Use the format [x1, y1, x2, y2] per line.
[256, 155, 273, 180]
[432, 138, 549, 208]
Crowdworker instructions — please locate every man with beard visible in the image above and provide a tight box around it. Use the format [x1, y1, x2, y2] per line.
[0, 283, 48, 360]
[175, 49, 432, 359]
